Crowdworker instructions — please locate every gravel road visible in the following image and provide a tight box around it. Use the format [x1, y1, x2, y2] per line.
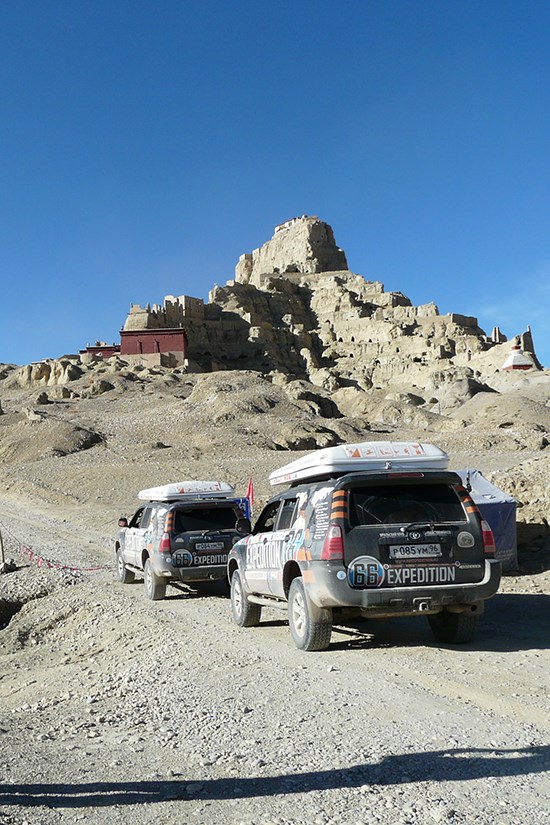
[0, 499, 549, 825]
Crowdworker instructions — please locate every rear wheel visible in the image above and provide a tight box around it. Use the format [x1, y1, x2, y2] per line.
[288, 577, 332, 651]
[116, 548, 135, 584]
[144, 558, 167, 601]
[428, 610, 478, 643]
[230, 569, 262, 627]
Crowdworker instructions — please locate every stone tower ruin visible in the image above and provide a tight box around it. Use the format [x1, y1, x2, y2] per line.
[235, 216, 348, 287]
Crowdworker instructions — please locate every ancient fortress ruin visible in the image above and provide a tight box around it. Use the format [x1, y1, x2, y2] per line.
[81, 215, 540, 393]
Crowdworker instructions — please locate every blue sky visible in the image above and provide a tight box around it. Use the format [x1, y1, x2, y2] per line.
[1, 0, 549, 367]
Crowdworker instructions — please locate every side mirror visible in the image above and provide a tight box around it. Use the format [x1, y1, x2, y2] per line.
[236, 517, 251, 535]
[118, 517, 128, 528]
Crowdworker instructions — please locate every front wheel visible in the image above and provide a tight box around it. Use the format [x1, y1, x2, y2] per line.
[288, 578, 332, 651]
[428, 610, 478, 643]
[116, 548, 135, 584]
[144, 558, 167, 601]
[230, 569, 262, 627]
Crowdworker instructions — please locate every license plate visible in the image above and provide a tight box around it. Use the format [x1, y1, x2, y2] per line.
[195, 541, 224, 551]
[388, 543, 442, 559]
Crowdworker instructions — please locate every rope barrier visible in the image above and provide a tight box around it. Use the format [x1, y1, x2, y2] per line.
[0, 520, 111, 573]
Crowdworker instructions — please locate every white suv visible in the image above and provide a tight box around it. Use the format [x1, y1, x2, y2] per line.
[116, 481, 250, 600]
[228, 442, 501, 650]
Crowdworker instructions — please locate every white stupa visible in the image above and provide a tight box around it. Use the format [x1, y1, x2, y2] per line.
[502, 339, 535, 371]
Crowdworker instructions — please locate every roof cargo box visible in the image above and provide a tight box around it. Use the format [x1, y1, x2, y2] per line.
[269, 441, 449, 487]
[138, 480, 236, 502]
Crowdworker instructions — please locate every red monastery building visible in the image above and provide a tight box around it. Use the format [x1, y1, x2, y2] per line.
[80, 296, 195, 367]
[81, 342, 120, 359]
[81, 328, 188, 367]
[119, 328, 188, 365]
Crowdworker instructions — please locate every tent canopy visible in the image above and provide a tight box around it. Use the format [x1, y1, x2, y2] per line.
[457, 469, 517, 572]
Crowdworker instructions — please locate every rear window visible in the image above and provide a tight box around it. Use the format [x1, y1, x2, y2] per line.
[349, 484, 466, 526]
[173, 507, 237, 533]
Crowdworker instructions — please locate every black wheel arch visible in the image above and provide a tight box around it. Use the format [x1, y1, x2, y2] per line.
[283, 560, 303, 599]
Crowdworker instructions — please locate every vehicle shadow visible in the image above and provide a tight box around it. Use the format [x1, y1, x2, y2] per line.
[517, 525, 550, 573]
[329, 592, 550, 653]
[163, 581, 230, 600]
[1, 745, 548, 807]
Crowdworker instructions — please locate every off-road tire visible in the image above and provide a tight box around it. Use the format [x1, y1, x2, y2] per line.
[428, 610, 478, 643]
[116, 548, 135, 584]
[231, 569, 262, 627]
[288, 577, 332, 651]
[144, 558, 167, 601]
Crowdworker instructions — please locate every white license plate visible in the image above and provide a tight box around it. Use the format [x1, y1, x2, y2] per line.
[195, 541, 224, 551]
[388, 543, 442, 559]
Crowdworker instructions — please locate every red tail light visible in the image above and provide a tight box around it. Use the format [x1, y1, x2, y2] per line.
[321, 524, 344, 561]
[159, 512, 173, 553]
[159, 532, 171, 553]
[481, 519, 496, 557]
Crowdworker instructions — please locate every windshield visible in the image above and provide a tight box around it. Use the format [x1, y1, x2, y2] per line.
[349, 484, 466, 526]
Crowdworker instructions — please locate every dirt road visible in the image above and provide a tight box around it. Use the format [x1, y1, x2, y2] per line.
[0, 500, 549, 825]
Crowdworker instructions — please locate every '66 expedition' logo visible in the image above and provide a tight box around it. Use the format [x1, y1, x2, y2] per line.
[348, 556, 385, 588]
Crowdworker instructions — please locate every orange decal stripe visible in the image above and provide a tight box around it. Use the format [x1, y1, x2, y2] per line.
[331, 508, 347, 519]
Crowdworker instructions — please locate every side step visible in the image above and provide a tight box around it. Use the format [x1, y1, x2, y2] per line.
[247, 594, 286, 610]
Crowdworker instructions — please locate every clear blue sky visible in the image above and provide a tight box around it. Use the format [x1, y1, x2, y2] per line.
[1, 0, 549, 367]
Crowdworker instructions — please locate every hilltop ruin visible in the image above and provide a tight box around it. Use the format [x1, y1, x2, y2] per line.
[80, 216, 540, 396]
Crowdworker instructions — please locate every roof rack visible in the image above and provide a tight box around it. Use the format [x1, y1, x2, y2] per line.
[138, 480, 236, 502]
[269, 441, 449, 487]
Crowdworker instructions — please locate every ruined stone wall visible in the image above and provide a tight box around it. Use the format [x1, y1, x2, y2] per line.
[123, 295, 205, 331]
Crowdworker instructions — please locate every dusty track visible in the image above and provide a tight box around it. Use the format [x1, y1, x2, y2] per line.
[1, 498, 549, 825]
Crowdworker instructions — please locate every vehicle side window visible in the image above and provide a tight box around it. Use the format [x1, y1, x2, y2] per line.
[129, 507, 145, 529]
[277, 498, 298, 530]
[140, 507, 152, 530]
[253, 501, 281, 534]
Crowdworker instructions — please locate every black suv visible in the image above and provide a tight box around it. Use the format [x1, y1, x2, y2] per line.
[228, 443, 501, 650]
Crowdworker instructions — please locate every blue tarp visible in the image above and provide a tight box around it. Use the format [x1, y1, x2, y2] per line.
[233, 497, 251, 521]
[457, 469, 517, 572]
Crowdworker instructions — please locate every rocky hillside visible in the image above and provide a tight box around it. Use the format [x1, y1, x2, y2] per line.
[0, 356, 549, 568]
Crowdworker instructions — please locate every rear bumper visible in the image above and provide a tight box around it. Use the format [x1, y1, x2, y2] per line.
[306, 559, 501, 611]
[152, 554, 227, 582]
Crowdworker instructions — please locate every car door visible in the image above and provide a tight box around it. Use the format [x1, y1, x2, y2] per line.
[242, 499, 282, 595]
[266, 496, 298, 597]
[125, 506, 151, 568]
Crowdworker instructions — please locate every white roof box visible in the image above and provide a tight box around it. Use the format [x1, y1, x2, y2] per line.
[138, 480, 236, 502]
[269, 441, 449, 487]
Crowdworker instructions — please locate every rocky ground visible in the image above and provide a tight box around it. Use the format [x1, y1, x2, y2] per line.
[0, 361, 549, 824]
